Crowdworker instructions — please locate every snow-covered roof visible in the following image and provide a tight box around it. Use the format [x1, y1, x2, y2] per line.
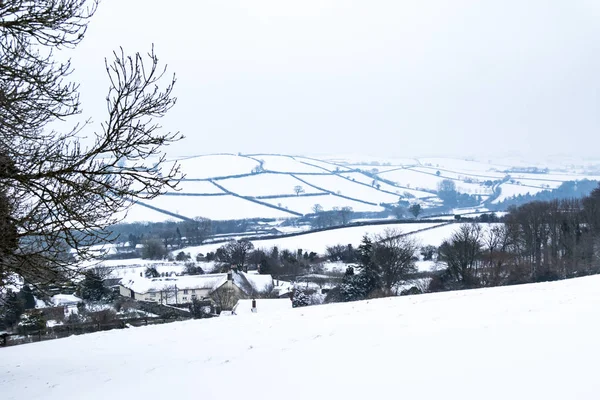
[232, 272, 273, 295]
[120, 271, 274, 296]
[120, 274, 228, 294]
[232, 298, 292, 316]
[272, 280, 294, 297]
[51, 294, 82, 306]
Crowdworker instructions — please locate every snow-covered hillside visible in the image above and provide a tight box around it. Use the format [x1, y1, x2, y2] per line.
[179, 222, 446, 256]
[3, 275, 600, 400]
[119, 154, 599, 223]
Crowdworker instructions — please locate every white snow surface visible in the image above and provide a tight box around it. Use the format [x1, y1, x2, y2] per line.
[216, 173, 324, 197]
[168, 154, 260, 179]
[138, 194, 296, 220]
[232, 298, 292, 315]
[3, 275, 600, 399]
[180, 222, 445, 256]
[253, 155, 327, 173]
[50, 294, 81, 306]
[379, 168, 490, 194]
[298, 174, 401, 204]
[262, 193, 384, 214]
[493, 183, 548, 203]
[172, 180, 224, 194]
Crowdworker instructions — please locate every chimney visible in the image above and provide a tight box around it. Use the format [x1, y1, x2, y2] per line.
[227, 271, 232, 281]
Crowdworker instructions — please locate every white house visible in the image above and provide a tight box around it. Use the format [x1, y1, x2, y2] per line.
[119, 270, 274, 309]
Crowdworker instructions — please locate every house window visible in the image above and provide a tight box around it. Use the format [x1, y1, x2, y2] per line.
[182, 296, 188, 301]
[149, 292, 156, 297]
[183, 289, 189, 294]
[191, 289, 195, 294]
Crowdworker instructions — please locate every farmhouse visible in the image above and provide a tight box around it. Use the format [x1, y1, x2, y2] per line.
[119, 270, 274, 309]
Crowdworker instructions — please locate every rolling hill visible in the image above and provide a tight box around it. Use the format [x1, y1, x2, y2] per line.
[3, 273, 599, 400]
[120, 154, 600, 223]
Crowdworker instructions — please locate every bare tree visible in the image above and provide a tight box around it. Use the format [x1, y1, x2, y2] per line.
[158, 285, 178, 305]
[0, 1, 183, 288]
[372, 229, 418, 293]
[409, 204, 422, 218]
[293, 185, 305, 196]
[438, 224, 483, 287]
[181, 217, 212, 246]
[216, 239, 255, 272]
[211, 285, 237, 311]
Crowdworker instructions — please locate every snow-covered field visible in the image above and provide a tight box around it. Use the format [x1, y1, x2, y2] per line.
[297, 174, 402, 204]
[3, 274, 600, 400]
[169, 154, 260, 179]
[378, 168, 490, 194]
[217, 173, 324, 197]
[493, 183, 548, 203]
[171, 180, 225, 194]
[115, 154, 599, 223]
[137, 194, 297, 220]
[262, 193, 384, 214]
[179, 222, 446, 256]
[252, 154, 328, 174]
[340, 172, 432, 198]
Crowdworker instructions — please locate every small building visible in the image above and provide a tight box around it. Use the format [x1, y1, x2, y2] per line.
[119, 270, 274, 310]
[50, 294, 82, 316]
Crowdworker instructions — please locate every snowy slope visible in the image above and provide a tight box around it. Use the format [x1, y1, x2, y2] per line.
[117, 155, 599, 223]
[298, 174, 402, 204]
[172, 180, 225, 194]
[493, 184, 548, 203]
[170, 154, 260, 179]
[251, 155, 327, 173]
[180, 222, 444, 256]
[340, 172, 433, 198]
[216, 173, 324, 197]
[262, 193, 384, 214]
[3, 275, 600, 400]
[139, 194, 296, 220]
[379, 168, 490, 194]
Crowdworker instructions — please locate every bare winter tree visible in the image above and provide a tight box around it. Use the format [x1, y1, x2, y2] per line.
[212, 285, 237, 311]
[0, 1, 183, 288]
[216, 239, 255, 272]
[311, 204, 324, 214]
[158, 285, 178, 305]
[438, 223, 483, 287]
[372, 229, 419, 293]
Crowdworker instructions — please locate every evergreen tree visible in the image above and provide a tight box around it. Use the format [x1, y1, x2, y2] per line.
[259, 259, 272, 275]
[292, 288, 310, 308]
[19, 285, 36, 309]
[144, 267, 160, 278]
[358, 236, 381, 296]
[18, 310, 46, 334]
[78, 271, 108, 301]
[339, 273, 366, 302]
[1, 290, 25, 330]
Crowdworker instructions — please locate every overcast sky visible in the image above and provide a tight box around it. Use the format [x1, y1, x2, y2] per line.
[67, 0, 600, 160]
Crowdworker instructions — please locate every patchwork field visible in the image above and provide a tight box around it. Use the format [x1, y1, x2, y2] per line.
[118, 154, 600, 223]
